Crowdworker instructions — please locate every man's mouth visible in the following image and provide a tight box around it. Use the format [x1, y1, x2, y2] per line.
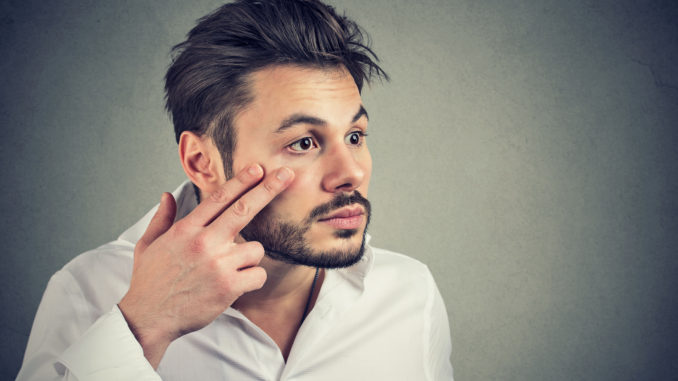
[317, 205, 365, 230]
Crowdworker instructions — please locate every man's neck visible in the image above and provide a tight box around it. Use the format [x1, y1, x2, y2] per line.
[232, 256, 323, 361]
[234, 257, 320, 310]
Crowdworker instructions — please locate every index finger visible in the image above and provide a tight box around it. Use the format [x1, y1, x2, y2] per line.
[184, 164, 265, 227]
[206, 167, 294, 238]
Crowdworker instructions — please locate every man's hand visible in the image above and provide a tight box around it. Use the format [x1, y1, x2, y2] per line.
[118, 164, 294, 368]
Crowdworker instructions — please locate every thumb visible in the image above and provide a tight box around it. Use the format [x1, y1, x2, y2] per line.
[136, 192, 177, 254]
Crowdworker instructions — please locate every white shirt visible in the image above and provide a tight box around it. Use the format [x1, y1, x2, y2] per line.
[17, 182, 453, 381]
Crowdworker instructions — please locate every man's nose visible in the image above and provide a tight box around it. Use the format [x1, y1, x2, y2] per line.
[321, 145, 366, 193]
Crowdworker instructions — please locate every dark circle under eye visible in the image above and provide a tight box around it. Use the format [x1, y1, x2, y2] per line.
[300, 137, 312, 150]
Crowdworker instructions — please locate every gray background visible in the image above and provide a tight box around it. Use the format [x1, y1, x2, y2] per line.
[1, 0, 677, 380]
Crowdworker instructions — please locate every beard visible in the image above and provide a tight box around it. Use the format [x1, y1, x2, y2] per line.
[240, 191, 371, 268]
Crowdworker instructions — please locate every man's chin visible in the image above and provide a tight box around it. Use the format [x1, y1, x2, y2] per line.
[334, 228, 359, 239]
[241, 193, 372, 268]
[263, 230, 367, 269]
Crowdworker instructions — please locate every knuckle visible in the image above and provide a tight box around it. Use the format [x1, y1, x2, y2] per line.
[218, 275, 238, 296]
[207, 256, 221, 272]
[209, 188, 233, 203]
[231, 199, 249, 217]
[262, 179, 279, 195]
[236, 168, 252, 183]
[188, 234, 209, 254]
[172, 220, 190, 236]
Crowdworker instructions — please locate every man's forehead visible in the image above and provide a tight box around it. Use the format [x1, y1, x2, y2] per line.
[237, 65, 365, 134]
[249, 65, 358, 102]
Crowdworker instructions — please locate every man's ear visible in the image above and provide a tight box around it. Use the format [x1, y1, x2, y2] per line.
[178, 131, 226, 194]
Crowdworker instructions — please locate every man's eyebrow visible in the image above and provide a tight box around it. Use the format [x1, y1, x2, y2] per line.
[275, 114, 327, 133]
[352, 105, 369, 123]
[275, 105, 369, 134]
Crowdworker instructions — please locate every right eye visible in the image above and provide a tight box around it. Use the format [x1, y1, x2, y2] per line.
[288, 137, 318, 152]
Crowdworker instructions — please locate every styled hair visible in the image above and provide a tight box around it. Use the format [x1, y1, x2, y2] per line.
[165, 0, 388, 177]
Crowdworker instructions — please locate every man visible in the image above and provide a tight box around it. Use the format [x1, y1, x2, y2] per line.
[17, 0, 453, 380]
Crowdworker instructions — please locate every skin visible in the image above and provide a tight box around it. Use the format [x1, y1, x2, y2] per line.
[234, 65, 371, 259]
[118, 65, 371, 366]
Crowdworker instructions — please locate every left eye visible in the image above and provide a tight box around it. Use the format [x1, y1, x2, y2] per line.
[289, 137, 317, 152]
[345, 131, 366, 145]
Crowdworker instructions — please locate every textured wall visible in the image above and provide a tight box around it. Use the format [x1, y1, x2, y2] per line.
[2, 0, 677, 379]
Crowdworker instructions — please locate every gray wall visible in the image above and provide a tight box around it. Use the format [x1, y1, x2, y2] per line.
[2, 0, 677, 379]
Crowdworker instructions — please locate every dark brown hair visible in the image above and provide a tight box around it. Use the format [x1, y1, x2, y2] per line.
[165, 0, 388, 177]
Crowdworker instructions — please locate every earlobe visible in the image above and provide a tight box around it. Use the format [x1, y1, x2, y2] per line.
[178, 131, 225, 194]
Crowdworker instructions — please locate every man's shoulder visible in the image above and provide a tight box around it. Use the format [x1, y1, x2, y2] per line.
[51, 240, 135, 311]
[61, 240, 134, 278]
[55, 182, 194, 291]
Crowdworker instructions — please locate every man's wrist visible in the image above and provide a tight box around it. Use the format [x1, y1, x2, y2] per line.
[58, 305, 162, 380]
[117, 301, 171, 369]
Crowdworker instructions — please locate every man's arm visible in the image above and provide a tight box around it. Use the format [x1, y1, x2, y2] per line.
[17, 164, 294, 379]
[119, 164, 293, 368]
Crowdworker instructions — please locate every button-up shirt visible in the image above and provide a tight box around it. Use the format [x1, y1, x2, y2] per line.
[17, 182, 453, 380]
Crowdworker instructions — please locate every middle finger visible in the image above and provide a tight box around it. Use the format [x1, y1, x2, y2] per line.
[206, 167, 294, 238]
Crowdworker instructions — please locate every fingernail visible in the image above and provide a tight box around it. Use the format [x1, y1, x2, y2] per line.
[276, 167, 291, 181]
[248, 164, 262, 176]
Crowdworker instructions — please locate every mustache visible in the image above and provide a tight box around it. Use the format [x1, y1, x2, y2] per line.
[308, 191, 371, 221]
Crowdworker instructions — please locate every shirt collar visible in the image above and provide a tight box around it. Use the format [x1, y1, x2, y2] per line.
[117, 181, 197, 246]
[333, 233, 374, 291]
[117, 180, 375, 288]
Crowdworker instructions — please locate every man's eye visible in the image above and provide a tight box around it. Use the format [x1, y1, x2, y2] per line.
[288, 137, 317, 152]
[345, 131, 367, 146]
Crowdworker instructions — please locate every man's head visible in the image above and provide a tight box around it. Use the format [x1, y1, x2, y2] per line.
[165, 0, 387, 177]
[165, 0, 387, 267]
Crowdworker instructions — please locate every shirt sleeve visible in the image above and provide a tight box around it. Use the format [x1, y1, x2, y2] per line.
[423, 267, 454, 381]
[16, 270, 161, 381]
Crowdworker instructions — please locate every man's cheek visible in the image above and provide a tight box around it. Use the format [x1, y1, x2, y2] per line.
[281, 163, 317, 192]
[269, 169, 318, 221]
[266, 166, 305, 202]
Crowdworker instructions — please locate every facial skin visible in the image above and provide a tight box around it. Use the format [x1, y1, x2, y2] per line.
[230, 65, 372, 268]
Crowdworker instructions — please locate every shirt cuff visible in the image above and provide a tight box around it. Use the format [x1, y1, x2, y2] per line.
[58, 305, 161, 381]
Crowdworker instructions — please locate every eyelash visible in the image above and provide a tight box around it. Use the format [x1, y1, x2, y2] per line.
[286, 131, 368, 153]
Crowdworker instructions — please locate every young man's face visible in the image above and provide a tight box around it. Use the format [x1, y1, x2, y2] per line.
[231, 65, 372, 268]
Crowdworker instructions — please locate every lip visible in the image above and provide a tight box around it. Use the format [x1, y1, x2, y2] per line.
[318, 205, 365, 230]
[319, 205, 365, 221]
